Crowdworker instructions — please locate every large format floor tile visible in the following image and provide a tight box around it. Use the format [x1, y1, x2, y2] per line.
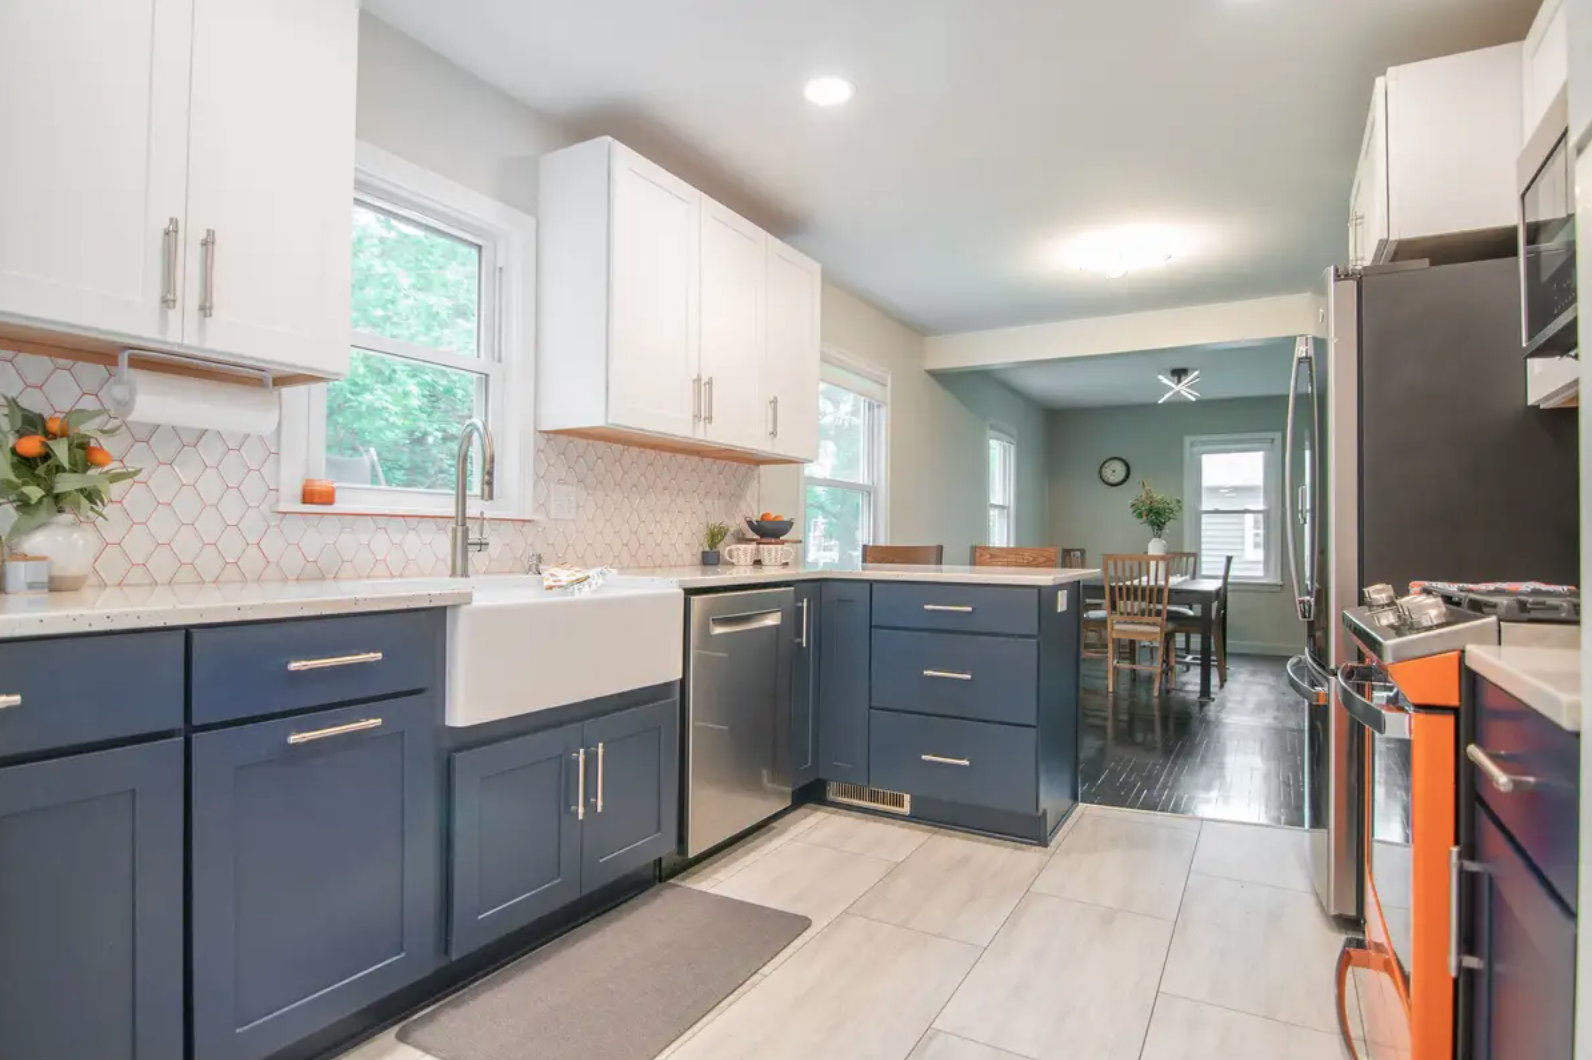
[933, 892, 1172, 1060]
[668, 915, 980, 1060]
[1033, 811, 1199, 920]
[1086, 803, 1203, 834]
[1139, 994, 1351, 1060]
[1160, 873, 1359, 1036]
[907, 1030, 1034, 1060]
[849, 832, 1050, 945]
[672, 805, 830, 889]
[1191, 820, 1314, 893]
[799, 810, 932, 862]
[653, 974, 766, 1060]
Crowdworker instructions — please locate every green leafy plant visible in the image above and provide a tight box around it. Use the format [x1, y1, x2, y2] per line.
[0, 398, 140, 544]
[702, 521, 731, 551]
[1128, 481, 1182, 539]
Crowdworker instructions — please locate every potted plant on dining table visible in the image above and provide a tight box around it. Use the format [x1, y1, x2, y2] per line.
[1128, 481, 1182, 556]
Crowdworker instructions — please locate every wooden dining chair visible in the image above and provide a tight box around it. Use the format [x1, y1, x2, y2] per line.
[1102, 554, 1175, 696]
[970, 546, 1058, 568]
[862, 544, 944, 564]
[1167, 554, 1234, 687]
[1061, 548, 1087, 568]
[1162, 551, 1199, 657]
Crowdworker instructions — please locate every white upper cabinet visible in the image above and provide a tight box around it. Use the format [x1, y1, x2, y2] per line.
[539, 137, 820, 465]
[183, 0, 357, 377]
[1522, 0, 1569, 141]
[1350, 44, 1523, 264]
[698, 199, 768, 450]
[763, 239, 821, 462]
[0, 0, 193, 343]
[0, 0, 357, 381]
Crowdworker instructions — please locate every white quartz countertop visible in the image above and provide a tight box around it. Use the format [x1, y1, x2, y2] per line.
[1466, 644, 1582, 732]
[624, 562, 1102, 589]
[0, 579, 473, 640]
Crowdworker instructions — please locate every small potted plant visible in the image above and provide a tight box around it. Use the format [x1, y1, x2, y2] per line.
[1128, 481, 1182, 556]
[701, 521, 731, 566]
[1, 399, 140, 590]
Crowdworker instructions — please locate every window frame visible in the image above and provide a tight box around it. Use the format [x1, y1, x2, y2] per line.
[1183, 431, 1283, 587]
[278, 142, 537, 519]
[803, 347, 889, 564]
[987, 425, 1016, 547]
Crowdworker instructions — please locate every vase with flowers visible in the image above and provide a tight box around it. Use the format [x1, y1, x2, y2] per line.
[1, 398, 140, 590]
[1128, 481, 1182, 556]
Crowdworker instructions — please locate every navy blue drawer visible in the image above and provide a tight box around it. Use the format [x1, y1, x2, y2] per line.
[871, 583, 1038, 637]
[190, 610, 441, 726]
[871, 629, 1036, 725]
[0, 631, 184, 758]
[1472, 675, 1580, 912]
[869, 709, 1036, 815]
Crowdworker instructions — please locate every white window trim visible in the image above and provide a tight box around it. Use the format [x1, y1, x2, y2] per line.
[804, 344, 890, 546]
[987, 423, 1016, 547]
[279, 142, 537, 519]
[1183, 431, 1283, 587]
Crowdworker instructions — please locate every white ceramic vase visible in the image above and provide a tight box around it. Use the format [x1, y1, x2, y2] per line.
[14, 513, 98, 591]
[1147, 537, 1168, 556]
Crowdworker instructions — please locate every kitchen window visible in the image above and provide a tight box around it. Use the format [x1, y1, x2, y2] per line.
[1183, 432, 1282, 585]
[804, 354, 888, 566]
[988, 428, 1016, 546]
[279, 143, 535, 516]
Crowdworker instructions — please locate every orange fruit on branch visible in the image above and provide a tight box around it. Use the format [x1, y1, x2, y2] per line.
[13, 435, 47, 459]
[44, 416, 70, 437]
[85, 445, 112, 468]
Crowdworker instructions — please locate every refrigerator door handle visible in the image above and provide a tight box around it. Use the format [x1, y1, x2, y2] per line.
[1283, 335, 1315, 622]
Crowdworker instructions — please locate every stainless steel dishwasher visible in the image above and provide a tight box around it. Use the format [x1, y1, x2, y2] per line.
[682, 588, 795, 856]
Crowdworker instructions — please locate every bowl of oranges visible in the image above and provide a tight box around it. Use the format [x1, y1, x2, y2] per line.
[746, 513, 794, 540]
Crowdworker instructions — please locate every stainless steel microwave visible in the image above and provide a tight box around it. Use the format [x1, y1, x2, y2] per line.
[1518, 86, 1578, 357]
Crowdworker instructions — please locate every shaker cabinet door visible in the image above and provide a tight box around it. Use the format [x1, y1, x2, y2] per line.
[763, 238, 821, 461]
[698, 198, 766, 450]
[790, 583, 821, 788]
[0, 0, 191, 342]
[818, 581, 871, 786]
[581, 697, 680, 893]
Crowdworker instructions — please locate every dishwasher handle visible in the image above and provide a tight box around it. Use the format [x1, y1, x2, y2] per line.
[709, 609, 783, 635]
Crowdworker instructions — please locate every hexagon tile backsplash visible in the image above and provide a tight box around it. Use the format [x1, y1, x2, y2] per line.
[0, 349, 762, 587]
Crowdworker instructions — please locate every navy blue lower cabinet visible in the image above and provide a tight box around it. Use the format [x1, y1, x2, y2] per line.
[191, 694, 441, 1060]
[868, 709, 1038, 816]
[789, 583, 821, 788]
[818, 581, 870, 785]
[580, 697, 680, 892]
[449, 723, 584, 958]
[0, 739, 184, 1060]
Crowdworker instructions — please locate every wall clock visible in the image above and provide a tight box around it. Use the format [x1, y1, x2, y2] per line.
[1098, 457, 1130, 487]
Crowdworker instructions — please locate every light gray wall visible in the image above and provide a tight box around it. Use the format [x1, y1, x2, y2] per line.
[1047, 395, 1301, 655]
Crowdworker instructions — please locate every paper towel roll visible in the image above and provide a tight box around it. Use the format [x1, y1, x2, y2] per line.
[103, 369, 280, 436]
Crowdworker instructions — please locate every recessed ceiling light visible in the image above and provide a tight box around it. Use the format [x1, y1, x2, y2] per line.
[1064, 224, 1187, 278]
[804, 76, 856, 107]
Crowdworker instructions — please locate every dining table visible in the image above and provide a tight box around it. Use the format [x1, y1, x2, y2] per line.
[1083, 573, 1227, 701]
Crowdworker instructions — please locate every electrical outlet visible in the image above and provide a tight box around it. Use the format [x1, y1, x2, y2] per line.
[1057, 589, 1068, 613]
[550, 483, 579, 521]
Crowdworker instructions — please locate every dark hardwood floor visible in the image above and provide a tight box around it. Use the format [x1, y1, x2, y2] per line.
[1078, 652, 1306, 828]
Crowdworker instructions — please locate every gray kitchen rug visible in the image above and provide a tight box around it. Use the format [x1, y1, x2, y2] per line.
[398, 884, 809, 1060]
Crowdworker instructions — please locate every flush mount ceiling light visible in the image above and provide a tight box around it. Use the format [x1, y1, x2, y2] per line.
[803, 76, 856, 107]
[1158, 367, 1201, 403]
[1064, 224, 1184, 278]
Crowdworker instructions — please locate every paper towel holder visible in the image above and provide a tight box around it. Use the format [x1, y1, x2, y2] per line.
[103, 348, 275, 414]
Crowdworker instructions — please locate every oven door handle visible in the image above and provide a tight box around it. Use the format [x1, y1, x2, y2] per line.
[1335, 665, 1412, 739]
[1286, 654, 1329, 706]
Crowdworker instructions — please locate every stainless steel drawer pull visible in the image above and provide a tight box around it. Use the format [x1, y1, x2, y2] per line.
[922, 604, 974, 613]
[0, 694, 20, 710]
[921, 754, 971, 767]
[923, 670, 972, 681]
[287, 651, 384, 672]
[161, 218, 180, 309]
[596, 742, 605, 813]
[574, 748, 586, 821]
[1465, 744, 1538, 793]
[199, 228, 217, 317]
[286, 718, 383, 745]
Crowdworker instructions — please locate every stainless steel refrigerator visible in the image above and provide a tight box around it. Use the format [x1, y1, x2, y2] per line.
[1284, 257, 1579, 923]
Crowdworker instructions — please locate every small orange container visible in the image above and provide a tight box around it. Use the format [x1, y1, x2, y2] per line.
[301, 479, 336, 506]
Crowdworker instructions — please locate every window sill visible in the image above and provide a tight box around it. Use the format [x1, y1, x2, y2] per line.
[274, 501, 539, 522]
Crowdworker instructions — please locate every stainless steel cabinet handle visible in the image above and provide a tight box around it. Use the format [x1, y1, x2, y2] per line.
[199, 228, 217, 317]
[922, 604, 973, 613]
[1466, 744, 1538, 793]
[161, 218, 180, 309]
[923, 670, 972, 681]
[287, 651, 384, 672]
[693, 375, 703, 423]
[1449, 847, 1486, 975]
[286, 717, 383, 745]
[704, 377, 714, 425]
[595, 742, 605, 813]
[573, 749, 586, 821]
[769, 396, 779, 438]
[0, 694, 20, 710]
[798, 597, 809, 648]
[921, 754, 971, 767]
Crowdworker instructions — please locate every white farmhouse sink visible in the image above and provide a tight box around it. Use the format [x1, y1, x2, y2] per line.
[446, 574, 684, 727]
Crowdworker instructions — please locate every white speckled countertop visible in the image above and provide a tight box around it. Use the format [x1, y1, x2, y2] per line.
[0, 579, 473, 640]
[625, 562, 1102, 590]
[1466, 645, 1582, 732]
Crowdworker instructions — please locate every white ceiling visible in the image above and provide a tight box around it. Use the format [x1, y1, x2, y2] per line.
[365, 0, 1536, 335]
[992, 340, 1296, 409]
